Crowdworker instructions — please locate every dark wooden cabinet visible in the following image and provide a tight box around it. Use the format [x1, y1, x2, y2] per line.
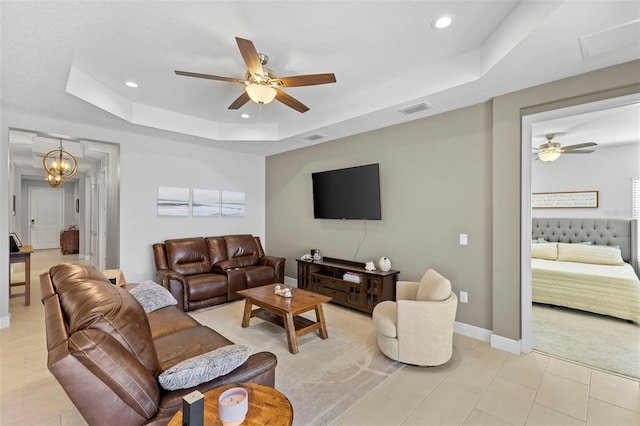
[297, 257, 399, 314]
[60, 230, 79, 254]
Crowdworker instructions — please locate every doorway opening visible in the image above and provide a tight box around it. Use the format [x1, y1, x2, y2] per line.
[521, 92, 640, 378]
[8, 129, 120, 272]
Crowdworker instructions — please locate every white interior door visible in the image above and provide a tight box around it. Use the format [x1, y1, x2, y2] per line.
[29, 188, 64, 249]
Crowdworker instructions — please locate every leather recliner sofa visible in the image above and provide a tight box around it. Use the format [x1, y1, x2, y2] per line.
[153, 234, 285, 311]
[40, 263, 277, 425]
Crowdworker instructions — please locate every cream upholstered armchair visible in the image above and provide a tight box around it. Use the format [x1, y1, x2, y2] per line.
[372, 269, 458, 366]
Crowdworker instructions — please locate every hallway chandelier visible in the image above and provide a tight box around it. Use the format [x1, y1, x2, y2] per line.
[43, 139, 78, 188]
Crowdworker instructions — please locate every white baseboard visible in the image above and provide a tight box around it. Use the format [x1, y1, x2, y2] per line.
[455, 322, 521, 354]
[0, 315, 10, 329]
[454, 321, 492, 342]
[284, 276, 297, 287]
[490, 334, 522, 354]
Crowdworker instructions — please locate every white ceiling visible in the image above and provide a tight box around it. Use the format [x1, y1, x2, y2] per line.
[3, 1, 640, 164]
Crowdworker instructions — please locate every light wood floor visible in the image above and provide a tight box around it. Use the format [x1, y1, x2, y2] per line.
[1, 250, 639, 425]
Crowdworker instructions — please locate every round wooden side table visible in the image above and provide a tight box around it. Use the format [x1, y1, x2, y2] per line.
[167, 383, 293, 426]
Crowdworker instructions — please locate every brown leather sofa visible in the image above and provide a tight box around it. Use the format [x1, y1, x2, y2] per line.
[153, 234, 285, 311]
[41, 264, 277, 425]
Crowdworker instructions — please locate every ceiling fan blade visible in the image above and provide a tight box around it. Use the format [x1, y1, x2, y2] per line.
[235, 37, 264, 77]
[562, 150, 595, 154]
[228, 91, 251, 110]
[561, 142, 597, 152]
[175, 70, 245, 84]
[276, 73, 337, 87]
[275, 89, 309, 113]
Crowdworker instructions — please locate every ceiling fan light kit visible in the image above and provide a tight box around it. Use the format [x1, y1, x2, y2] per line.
[43, 139, 78, 188]
[538, 148, 562, 162]
[175, 36, 336, 113]
[245, 83, 277, 104]
[534, 133, 597, 162]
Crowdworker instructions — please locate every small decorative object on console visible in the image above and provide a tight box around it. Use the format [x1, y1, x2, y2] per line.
[365, 261, 376, 271]
[218, 387, 248, 426]
[300, 253, 313, 261]
[311, 249, 322, 261]
[378, 256, 392, 272]
[274, 284, 292, 298]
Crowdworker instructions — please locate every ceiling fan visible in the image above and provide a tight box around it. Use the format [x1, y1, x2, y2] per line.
[533, 134, 597, 162]
[175, 37, 337, 113]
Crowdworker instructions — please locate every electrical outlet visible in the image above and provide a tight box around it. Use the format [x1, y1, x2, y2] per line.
[460, 291, 468, 303]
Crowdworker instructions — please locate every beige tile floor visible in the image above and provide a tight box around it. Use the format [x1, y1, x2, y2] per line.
[1, 250, 639, 426]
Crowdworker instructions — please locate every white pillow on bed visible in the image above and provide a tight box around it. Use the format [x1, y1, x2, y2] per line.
[531, 243, 557, 260]
[556, 243, 624, 266]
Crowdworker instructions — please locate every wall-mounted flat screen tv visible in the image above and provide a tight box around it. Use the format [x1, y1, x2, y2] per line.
[312, 163, 382, 220]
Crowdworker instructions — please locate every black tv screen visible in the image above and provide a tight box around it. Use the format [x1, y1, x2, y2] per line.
[312, 163, 382, 220]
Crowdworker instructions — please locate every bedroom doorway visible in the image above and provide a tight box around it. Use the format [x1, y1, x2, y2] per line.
[521, 92, 640, 379]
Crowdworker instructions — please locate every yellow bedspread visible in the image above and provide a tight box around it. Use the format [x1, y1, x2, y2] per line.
[532, 259, 640, 323]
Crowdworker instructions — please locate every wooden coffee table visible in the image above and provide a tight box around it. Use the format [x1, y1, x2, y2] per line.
[237, 284, 331, 354]
[167, 382, 293, 426]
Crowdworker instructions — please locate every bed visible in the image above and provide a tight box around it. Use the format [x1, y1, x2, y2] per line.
[531, 218, 640, 323]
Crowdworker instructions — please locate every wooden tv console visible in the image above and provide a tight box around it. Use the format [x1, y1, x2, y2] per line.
[296, 257, 399, 314]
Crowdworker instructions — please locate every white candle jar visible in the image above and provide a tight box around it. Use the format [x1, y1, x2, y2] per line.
[218, 387, 248, 426]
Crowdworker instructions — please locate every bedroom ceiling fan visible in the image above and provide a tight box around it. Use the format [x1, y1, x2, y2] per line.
[175, 37, 337, 113]
[533, 134, 597, 162]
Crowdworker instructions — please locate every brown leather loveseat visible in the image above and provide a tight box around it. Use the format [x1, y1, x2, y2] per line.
[153, 234, 285, 311]
[41, 264, 277, 425]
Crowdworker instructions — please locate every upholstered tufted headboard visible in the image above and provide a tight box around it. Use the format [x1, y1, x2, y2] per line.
[531, 218, 638, 271]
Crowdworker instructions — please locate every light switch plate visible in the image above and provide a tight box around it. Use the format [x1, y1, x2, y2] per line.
[459, 234, 468, 245]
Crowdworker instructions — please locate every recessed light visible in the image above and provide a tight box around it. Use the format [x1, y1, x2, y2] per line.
[124, 81, 138, 88]
[240, 113, 250, 119]
[433, 16, 452, 29]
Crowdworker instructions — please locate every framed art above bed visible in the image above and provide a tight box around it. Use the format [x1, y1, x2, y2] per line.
[532, 191, 598, 208]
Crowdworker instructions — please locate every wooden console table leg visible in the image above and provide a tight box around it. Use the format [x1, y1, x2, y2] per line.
[315, 304, 328, 339]
[241, 298, 253, 328]
[283, 313, 299, 354]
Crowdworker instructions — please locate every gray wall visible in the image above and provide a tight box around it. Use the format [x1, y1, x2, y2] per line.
[266, 59, 640, 342]
[267, 102, 493, 329]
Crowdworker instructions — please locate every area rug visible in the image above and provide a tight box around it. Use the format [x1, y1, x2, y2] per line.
[532, 303, 640, 379]
[189, 300, 404, 425]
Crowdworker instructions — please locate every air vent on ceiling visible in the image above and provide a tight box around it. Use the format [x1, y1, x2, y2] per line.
[304, 133, 326, 141]
[398, 102, 432, 115]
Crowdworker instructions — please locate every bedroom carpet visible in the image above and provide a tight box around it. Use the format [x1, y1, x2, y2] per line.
[532, 303, 640, 379]
[189, 300, 403, 426]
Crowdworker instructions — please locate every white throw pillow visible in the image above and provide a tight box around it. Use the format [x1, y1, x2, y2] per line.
[531, 243, 558, 260]
[158, 345, 253, 390]
[128, 280, 178, 313]
[556, 243, 624, 266]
